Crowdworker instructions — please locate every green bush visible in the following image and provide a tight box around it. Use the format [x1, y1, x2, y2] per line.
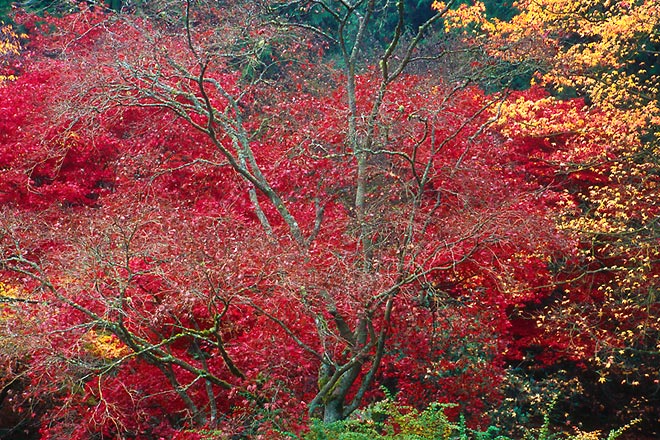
[299, 397, 639, 440]
[302, 399, 458, 439]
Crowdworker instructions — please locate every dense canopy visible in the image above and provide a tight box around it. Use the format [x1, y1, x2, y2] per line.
[0, 1, 658, 439]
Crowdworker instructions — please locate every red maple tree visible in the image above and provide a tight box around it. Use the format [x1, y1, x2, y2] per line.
[0, 2, 575, 438]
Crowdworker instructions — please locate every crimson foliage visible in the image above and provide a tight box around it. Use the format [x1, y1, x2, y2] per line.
[0, 6, 584, 439]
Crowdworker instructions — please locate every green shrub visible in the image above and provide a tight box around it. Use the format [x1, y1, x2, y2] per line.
[299, 397, 639, 440]
[302, 399, 458, 439]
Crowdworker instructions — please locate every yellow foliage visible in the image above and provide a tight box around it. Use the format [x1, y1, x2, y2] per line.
[451, 1, 660, 372]
[0, 282, 30, 317]
[0, 25, 20, 54]
[0, 23, 22, 84]
[0, 281, 20, 299]
[84, 330, 131, 360]
[476, 0, 660, 116]
[438, 2, 492, 34]
[570, 431, 602, 440]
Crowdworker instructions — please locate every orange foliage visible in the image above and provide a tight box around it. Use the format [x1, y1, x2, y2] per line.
[442, 2, 660, 422]
[0, 23, 24, 82]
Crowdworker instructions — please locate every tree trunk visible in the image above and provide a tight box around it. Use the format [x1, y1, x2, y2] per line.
[322, 397, 344, 423]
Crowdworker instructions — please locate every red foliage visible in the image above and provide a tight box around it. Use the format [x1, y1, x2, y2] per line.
[0, 7, 577, 438]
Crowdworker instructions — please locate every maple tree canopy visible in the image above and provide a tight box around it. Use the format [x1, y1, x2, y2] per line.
[0, 1, 658, 439]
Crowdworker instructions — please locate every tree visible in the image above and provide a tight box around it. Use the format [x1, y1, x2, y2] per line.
[445, 0, 660, 431]
[0, 1, 570, 436]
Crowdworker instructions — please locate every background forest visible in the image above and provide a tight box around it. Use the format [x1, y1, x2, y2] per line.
[0, 0, 658, 439]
